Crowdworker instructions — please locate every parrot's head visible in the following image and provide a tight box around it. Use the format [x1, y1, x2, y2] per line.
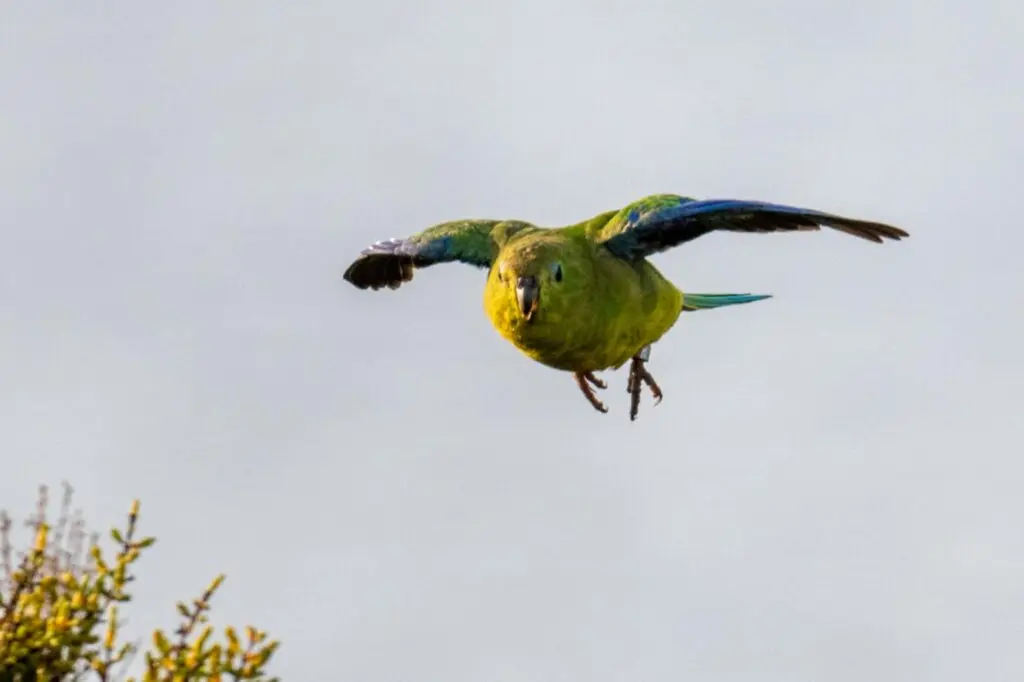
[487, 237, 581, 329]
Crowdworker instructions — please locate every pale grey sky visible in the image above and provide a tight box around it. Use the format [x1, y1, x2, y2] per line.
[2, 1, 1022, 680]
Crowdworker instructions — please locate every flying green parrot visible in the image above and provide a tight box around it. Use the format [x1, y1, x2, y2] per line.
[343, 193, 908, 420]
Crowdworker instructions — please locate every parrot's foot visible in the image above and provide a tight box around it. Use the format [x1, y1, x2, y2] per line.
[573, 371, 609, 413]
[627, 347, 663, 422]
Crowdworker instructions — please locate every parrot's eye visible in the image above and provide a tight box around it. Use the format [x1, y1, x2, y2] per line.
[553, 263, 563, 283]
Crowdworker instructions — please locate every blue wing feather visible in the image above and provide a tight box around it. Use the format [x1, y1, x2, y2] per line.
[600, 194, 908, 260]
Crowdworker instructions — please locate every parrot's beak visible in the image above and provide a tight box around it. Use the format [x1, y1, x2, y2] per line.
[516, 275, 540, 322]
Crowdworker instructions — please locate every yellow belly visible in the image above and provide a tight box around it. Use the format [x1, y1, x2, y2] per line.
[483, 252, 683, 373]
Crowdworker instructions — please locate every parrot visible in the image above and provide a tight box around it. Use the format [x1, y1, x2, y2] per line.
[343, 193, 908, 420]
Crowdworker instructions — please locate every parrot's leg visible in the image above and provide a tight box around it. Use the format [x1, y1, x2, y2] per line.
[573, 372, 609, 413]
[627, 345, 663, 421]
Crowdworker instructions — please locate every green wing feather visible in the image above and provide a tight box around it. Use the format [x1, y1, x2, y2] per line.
[590, 195, 692, 246]
[343, 220, 530, 290]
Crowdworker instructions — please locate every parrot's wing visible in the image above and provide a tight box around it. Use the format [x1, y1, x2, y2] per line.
[344, 219, 528, 290]
[598, 194, 908, 260]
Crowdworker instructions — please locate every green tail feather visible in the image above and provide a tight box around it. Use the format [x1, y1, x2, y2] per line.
[682, 292, 772, 312]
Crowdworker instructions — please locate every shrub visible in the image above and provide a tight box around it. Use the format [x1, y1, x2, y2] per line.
[0, 483, 279, 681]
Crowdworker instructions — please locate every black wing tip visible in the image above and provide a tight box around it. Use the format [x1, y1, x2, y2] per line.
[882, 225, 911, 240]
[714, 203, 911, 244]
[343, 253, 415, 291]
[757, 213, 910, 244]
[836, 221, 910, 244]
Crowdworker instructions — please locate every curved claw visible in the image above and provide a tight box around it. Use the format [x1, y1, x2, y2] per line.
[638, 365, 663, 404]
[573, 372, 609, 414]
[627, 352, 664, 421]
[583, 372, 607, 390]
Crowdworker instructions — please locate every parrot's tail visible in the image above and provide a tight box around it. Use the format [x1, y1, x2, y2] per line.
[682, 292, 772, 312]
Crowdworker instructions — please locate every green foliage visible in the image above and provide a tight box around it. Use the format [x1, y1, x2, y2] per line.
[0, 483, 279, 681]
